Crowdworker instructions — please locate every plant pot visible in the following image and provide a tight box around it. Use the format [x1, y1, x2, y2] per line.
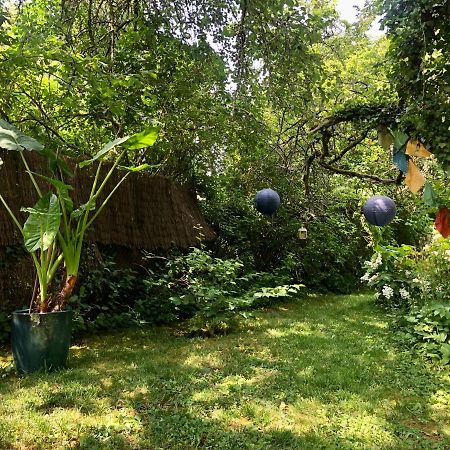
[11, 308, 73, 374]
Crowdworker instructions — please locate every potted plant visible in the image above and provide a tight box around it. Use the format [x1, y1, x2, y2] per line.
[0, 120, 159, 373]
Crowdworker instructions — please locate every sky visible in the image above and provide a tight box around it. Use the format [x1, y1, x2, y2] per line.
[335, 0, 384, 38]
[336, 0, 364, 22]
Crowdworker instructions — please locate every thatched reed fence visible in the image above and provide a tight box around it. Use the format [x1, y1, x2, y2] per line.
[0, 150, 215, 309]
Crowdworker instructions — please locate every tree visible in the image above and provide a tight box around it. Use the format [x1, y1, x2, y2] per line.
[381, 0, 450, 168]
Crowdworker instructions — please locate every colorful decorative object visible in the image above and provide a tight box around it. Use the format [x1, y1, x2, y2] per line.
[406, 140, 432, 158]
[377, 125, 394, 151]
[254, 189, 280, 215]
[393, 148, 408, 174]
[435, 207, 450, 238]
[405, 159, 425, 193]
[423, 182, 439, 207]
[363, 195, 396, 226]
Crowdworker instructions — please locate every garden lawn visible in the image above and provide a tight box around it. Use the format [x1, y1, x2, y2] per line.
[1, 293, 450, 449]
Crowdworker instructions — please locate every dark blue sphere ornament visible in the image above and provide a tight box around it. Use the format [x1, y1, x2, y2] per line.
[363, 195, 396, 226]
[254, 188, 281, 215]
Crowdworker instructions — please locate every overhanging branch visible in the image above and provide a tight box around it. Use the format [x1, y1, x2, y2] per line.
[318, 161, 401, 185]
[327, 130, 369, 164]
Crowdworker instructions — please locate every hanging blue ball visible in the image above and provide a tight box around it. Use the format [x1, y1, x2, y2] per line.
[363, 195, 396, 226]
[254, 188, 281, 215]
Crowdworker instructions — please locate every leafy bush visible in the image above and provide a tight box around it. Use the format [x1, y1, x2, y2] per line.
[295, 215, 368, 293]
[361, 237, 450, 365]
[64, 247, 304, 338]
[204, 189, 369, 294]
[142, 247, 303, 336]
[397, 238, 450, 365]
[419, 238, 450, 303]
[0, 246, 304, 343]
[399, 303, 450, 365]
[360, 244, 422, 309]
[69, 260, 141, 334]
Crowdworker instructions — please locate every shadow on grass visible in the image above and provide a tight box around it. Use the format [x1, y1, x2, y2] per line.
[0, 293, 449, 449]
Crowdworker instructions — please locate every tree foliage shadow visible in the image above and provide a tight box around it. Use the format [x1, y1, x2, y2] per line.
[0, 295, 449, 449]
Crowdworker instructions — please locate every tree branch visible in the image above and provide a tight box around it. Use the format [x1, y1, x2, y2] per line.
[327, 129, 369, 164]
[318, 161, 400, 185]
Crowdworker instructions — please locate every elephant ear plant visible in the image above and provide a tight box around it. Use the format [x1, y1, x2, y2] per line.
[0, 120, 159, 313]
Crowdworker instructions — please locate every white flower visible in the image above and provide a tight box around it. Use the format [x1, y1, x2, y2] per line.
[368, 253, 382, 270]
[382, 285, 394, 299]
[399, 288, 410, 299]
[374, 292, 380, 299]
[369, 274, 378, 283]
[360, 273, 370, 282]
[374, 253, 382, 267]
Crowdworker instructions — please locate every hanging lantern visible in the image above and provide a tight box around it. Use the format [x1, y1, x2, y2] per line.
[298, 226, 308, 240]
[363, 195, 397, 226]
[254, 188, 280, 215]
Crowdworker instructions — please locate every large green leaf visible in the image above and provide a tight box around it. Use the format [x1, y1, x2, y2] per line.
[0, 120, 44, 152]
[21, 193, 61, 252]
[124, 126, 159, 150]
[78, 126, 159, 168]
[33, 173, 74, 212]
[78, 136, 130, 168]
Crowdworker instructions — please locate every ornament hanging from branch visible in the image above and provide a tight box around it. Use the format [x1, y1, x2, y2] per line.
[254, 189, 280, 215]
[298, 226, 308, 240]
[406, 140, 432, 158]
[363, 195, 396, 226]
[435, 207, 450, 238]
[405, 159, 425, 193]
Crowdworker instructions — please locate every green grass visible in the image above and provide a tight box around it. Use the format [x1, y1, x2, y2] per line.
[1, 293, 450, 449]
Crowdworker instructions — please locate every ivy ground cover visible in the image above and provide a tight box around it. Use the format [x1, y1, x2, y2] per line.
[1, 293, 450, 449]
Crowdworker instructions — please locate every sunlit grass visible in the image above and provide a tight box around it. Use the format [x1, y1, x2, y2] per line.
[1, 293, 450, 449]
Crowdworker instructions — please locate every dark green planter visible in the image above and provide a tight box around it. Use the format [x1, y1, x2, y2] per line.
[11, 309, 73, 374]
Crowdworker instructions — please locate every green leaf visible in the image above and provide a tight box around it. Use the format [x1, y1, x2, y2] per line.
[40, 148, 74, 177]
[423, 182, 439, 207]
[21, 193, 61, 252]
[71, 200, 96, 220]
[440, 343, 450, 365]
[78, 126, 159, 168]
[33, 173, 74, 212]
[79, 136, 130, 168]
[0, 120, 44, 152]
[124, 126, 159, 150]
[118, 163, 161, 172]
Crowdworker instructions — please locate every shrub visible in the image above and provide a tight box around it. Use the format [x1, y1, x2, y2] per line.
[205, 192, 368, 294]
[64, 247, 304, 338]
[419, 237, 450, 303]
[361, 237, 450, 365]
[400, 304, 450, 365]
[0, 246, 304, 342]
[360, 244, 422, 309]
[69, 260, 141, 334]
[142, 247, 304, 336]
